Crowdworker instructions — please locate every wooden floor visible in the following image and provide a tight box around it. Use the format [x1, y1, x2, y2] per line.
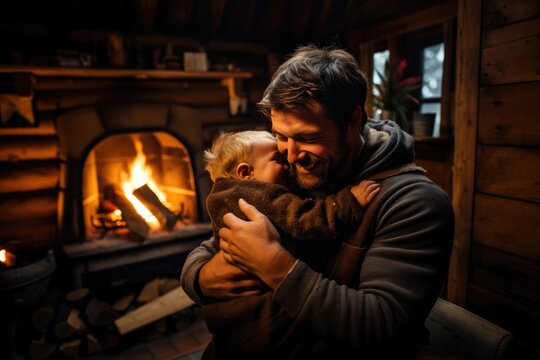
[84, 316, 211, 360]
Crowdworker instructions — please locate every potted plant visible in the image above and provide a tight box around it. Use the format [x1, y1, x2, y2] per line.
[373, 59, 421, 132]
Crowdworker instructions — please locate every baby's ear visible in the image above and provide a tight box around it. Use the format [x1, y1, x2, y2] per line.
[235, 163, 253, 179]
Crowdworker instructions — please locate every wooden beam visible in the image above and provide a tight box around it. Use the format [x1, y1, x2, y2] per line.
[351, 0, 458, 42]
[447, 0, 482, 307]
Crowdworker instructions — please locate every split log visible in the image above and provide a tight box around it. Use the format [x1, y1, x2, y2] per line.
[136, 278, 162, 304]
[133, 184, 177, 230]
[159, 278, 182, 295]
[113, 292, 135, 313]
[31, 307, 55, 333]
[53, 301, 77, 340]
[29, 337, 58, 360]
[31, 289, 60, 333]
[59, 338, 81, 358]
[113, 191, 148, 240]
[67, 309, 87, 333]
[85, 299, 119, 327]
[65, 287, 90, 309]
[85, 334, 104, 355]
[114, 286, 195, 336]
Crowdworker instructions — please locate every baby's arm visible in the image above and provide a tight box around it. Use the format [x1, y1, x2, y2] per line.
[350, 180, 381, 207]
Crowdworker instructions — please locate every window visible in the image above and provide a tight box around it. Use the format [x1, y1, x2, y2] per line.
[419, 43, 444, 136]
[372, 49, 390, 97]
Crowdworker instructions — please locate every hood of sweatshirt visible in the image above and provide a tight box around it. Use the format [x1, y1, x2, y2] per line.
[332, 119, 415, 189]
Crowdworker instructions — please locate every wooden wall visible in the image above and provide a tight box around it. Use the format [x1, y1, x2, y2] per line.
[450, 0, 540, 356]
[0, 71, 267, 255]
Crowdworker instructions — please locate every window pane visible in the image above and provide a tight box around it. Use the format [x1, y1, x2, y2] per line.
[421, 43, 444, 99]
[372, 50, 389, 97]
[420, 103, 441, 137]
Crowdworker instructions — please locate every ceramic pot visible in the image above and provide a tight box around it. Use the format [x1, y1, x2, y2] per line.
[412, 112, 436, 136]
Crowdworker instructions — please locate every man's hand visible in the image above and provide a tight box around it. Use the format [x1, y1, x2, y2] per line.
[219, 198, 296, 290]
[198, 250, 267, 300]
[351, 180, 381, 207]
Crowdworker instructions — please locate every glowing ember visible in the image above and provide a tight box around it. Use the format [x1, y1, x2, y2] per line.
[120, 139, 169, 228]
[0, 249, 16, 267]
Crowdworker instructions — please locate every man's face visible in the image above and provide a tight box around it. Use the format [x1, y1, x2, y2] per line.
[271, 107, 350, 190]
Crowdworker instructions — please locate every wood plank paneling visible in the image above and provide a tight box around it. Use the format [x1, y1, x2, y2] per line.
[481, 35, 540, 85]
[473, 193, 540, 261]
[0, 217, 57, 254]
[479, 82, 540, 146]
[0, 136, 58, 161]
[470, 243, 539, 305]
[0, 116, 56, 136]
[0, 161, 59, 193]
[483, 0, 540, 30]
[483, 17, 540, 49]
[476, 145, 540, 202]
[0, 191, 57, 221]
[448, 0, 482, 306]
[35, 89, 229, 111]
[468, 284, 540, 356]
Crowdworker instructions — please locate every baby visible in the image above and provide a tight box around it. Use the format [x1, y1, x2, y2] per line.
[204, 130, 380, 251]
[200, 130, 380, 356]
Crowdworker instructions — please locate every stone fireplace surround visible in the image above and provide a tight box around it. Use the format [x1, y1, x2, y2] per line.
[55, 103, 213, 288]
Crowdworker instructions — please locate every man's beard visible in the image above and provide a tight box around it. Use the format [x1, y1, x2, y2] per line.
[290, 142, 349, 191]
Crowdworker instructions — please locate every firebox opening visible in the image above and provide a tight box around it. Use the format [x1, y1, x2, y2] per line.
[82, 131, 198, 242]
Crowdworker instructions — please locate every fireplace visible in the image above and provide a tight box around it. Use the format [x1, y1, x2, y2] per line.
[56, 103, 213, 288]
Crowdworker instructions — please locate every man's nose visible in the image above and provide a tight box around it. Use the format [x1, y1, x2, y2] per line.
[286, 140, 302, 164]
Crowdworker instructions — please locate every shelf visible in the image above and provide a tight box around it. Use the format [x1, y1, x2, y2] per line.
[0, 66, 253, 80]
[413, 135, 453, 144]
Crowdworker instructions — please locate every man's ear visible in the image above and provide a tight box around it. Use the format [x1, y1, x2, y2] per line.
[349, 105, 363, 132]
[235, 163, 253, 179]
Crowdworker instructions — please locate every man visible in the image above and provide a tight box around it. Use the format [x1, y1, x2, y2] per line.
[181, 45, 454, 359]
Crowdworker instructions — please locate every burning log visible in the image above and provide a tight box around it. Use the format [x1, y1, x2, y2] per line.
[133, 184, 178, 230]
[113, 190, 149, 241]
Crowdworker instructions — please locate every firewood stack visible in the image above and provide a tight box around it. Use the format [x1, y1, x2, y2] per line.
[27, 278, 195, 359]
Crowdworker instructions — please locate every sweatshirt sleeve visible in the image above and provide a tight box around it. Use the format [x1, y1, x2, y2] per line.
[180, 237, 217, 304]
[208, 178, 364, 241]
[272, 176, 454, 355]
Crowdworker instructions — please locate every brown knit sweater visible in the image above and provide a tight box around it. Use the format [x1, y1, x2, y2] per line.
[207, 177, 364, 250]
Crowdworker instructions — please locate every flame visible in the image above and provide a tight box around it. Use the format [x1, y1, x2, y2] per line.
[121, 139, 168, 228]
[0, 249, 16, 267]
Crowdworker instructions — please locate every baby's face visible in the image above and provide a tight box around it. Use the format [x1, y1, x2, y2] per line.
[251, 139, 289, 186]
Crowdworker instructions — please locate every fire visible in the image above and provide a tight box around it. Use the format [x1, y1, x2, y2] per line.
[0, 249, 16, 267]
[121, 139, 168, 228]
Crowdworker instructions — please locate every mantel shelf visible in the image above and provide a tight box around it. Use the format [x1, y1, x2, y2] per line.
[0, 66, 253, 80]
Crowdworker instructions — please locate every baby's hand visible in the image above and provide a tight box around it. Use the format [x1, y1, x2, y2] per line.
[350, 180, 381, 207]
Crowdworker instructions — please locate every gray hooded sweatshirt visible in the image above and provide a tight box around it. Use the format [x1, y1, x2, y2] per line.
[181, 119, 454, 359]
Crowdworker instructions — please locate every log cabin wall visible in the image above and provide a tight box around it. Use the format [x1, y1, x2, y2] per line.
[0, 69, 269, 256]
[449, 0, 540, 356]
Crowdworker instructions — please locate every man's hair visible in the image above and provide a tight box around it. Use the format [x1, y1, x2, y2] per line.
[204, 130, 275, 182]
[258, 44, 368, 130]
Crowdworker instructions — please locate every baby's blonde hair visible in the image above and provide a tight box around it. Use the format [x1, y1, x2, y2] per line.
[204, 130, 275, 182]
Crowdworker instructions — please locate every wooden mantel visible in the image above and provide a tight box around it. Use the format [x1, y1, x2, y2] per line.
[0, 66, 253, 80]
